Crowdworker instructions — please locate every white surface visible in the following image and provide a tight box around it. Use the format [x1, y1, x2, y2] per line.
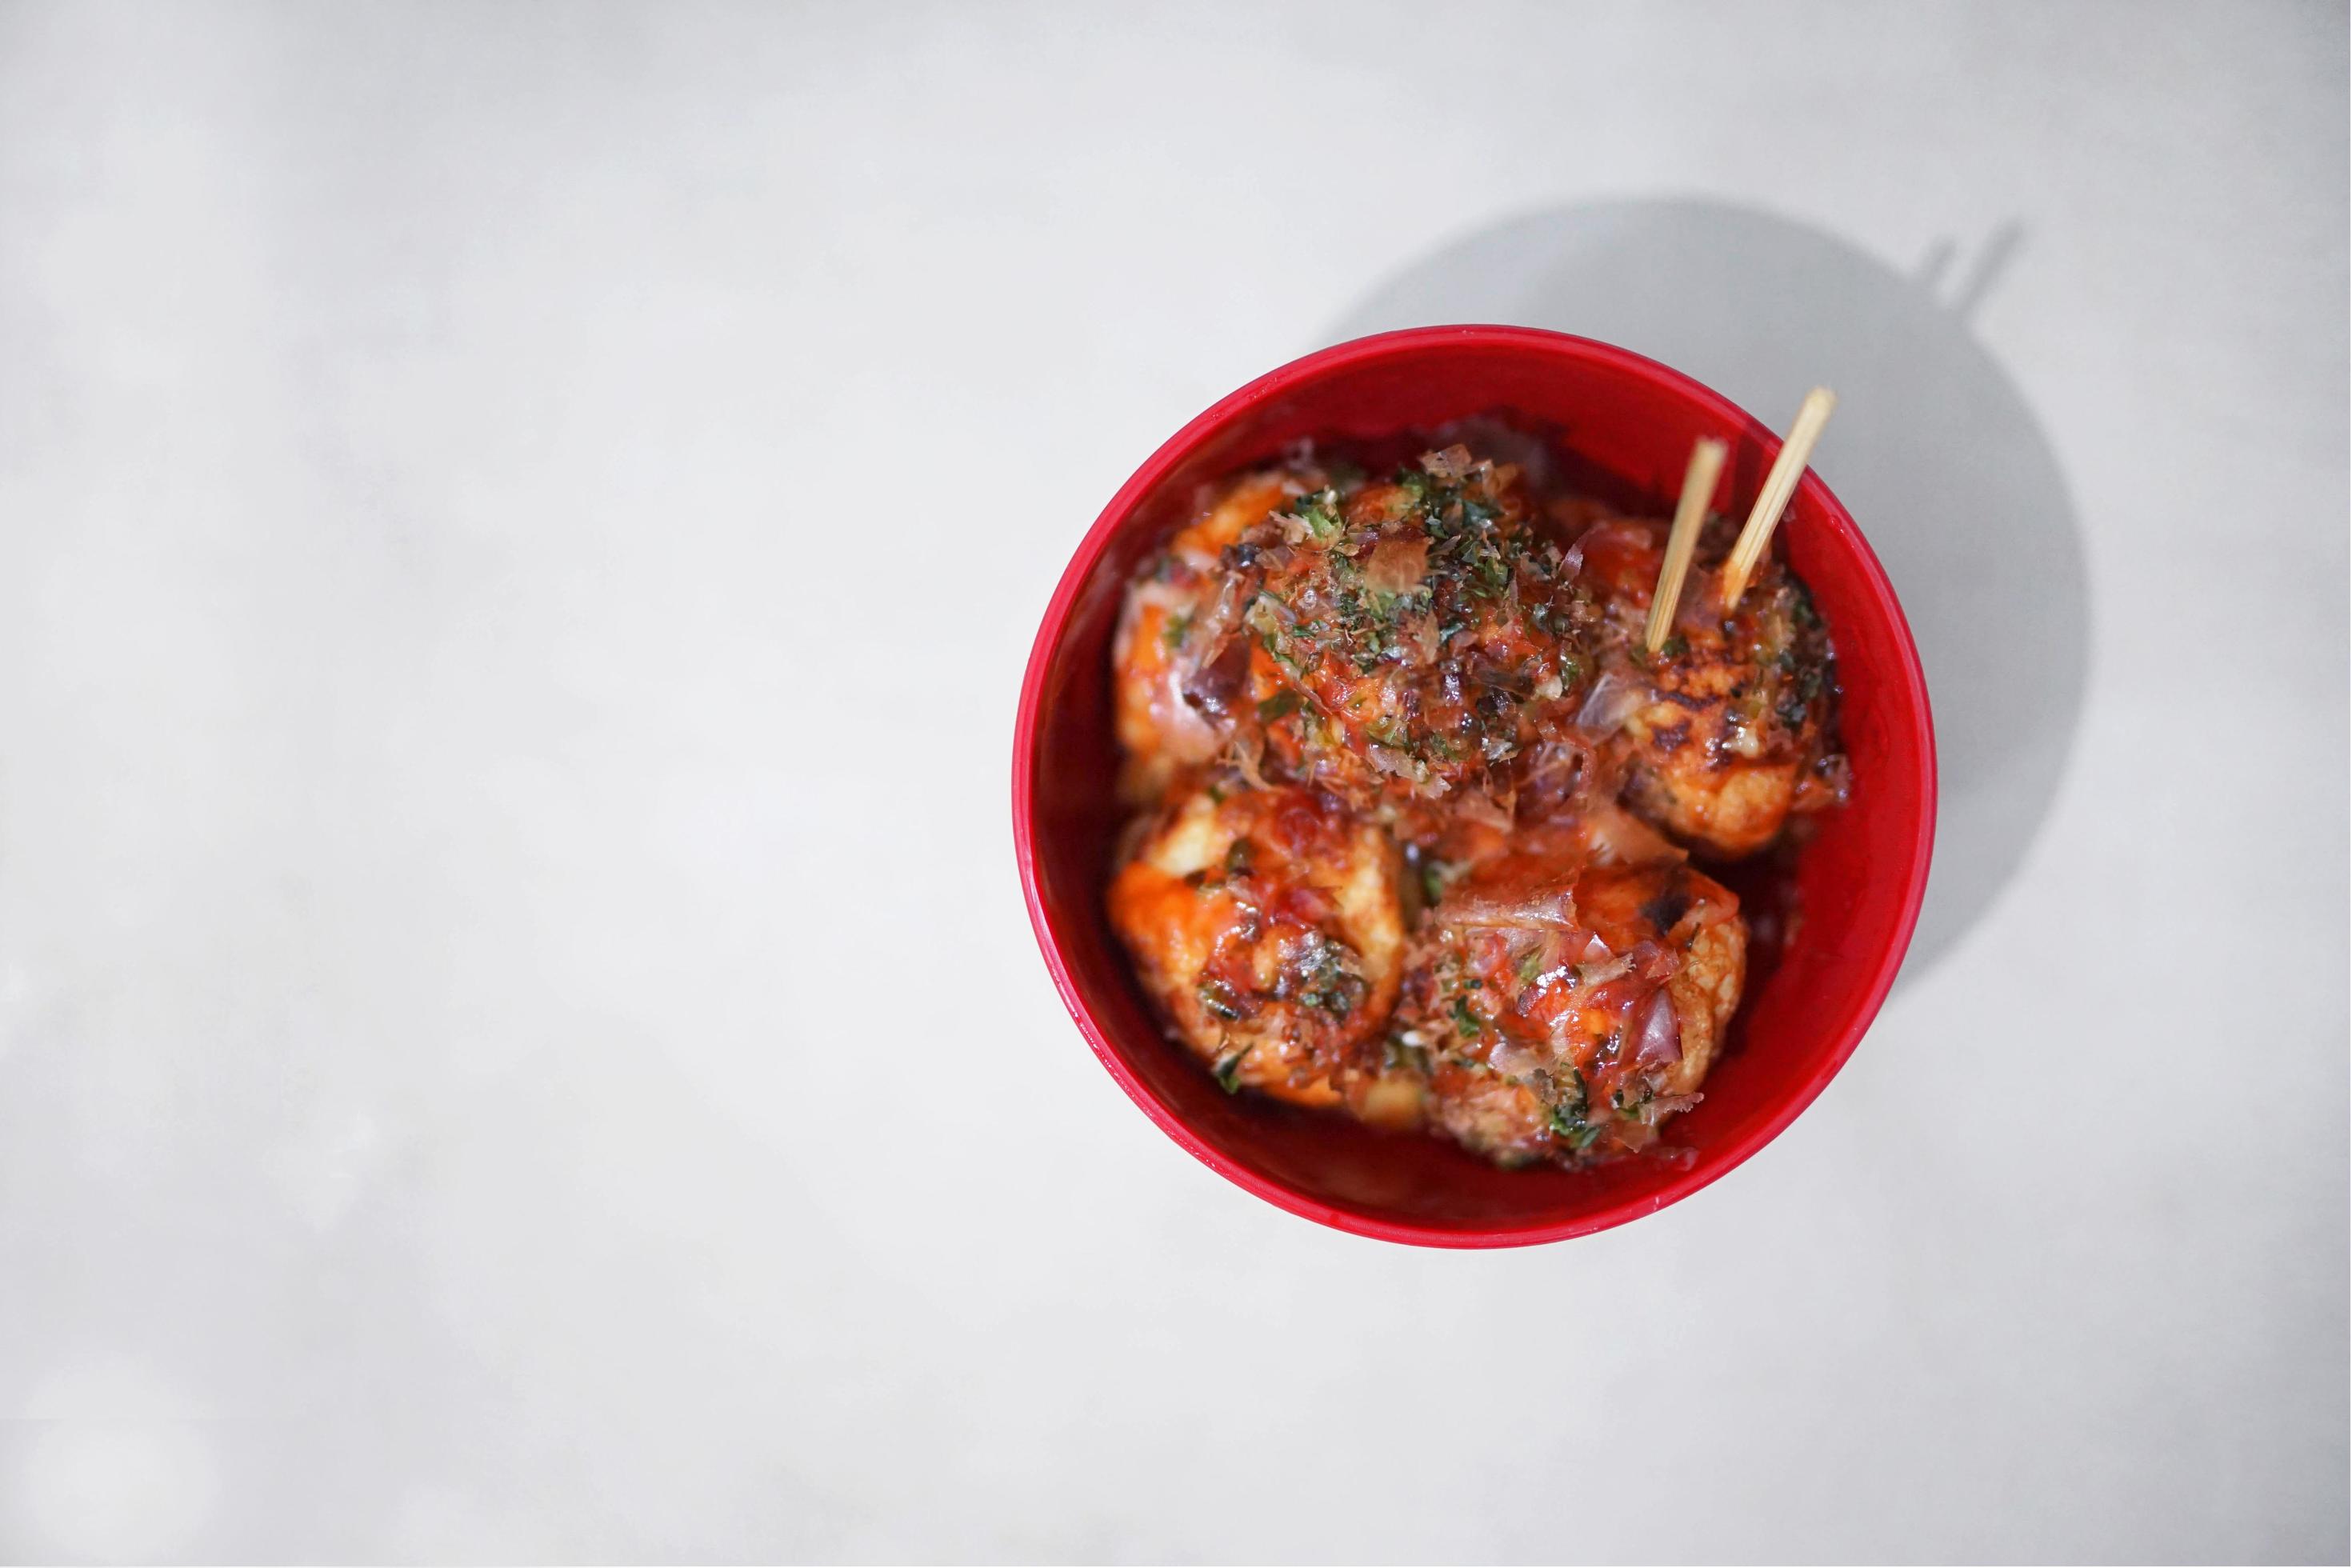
[0, 2, 2344, 1561]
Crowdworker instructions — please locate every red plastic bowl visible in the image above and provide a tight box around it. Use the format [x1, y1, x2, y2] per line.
[1014, 326, 1934, 1246]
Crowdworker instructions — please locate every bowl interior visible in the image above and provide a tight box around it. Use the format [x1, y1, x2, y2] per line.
[1018, 329, 1933, 1244]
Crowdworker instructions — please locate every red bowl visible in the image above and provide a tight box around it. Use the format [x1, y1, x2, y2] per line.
[1013, 326, 1934, 1246]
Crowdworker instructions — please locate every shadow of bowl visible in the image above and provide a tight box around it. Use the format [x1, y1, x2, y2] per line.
[1326, 199, 2087, 978]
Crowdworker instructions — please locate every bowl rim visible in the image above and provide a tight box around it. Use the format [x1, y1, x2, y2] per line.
[1011, 324, 1936, 1247]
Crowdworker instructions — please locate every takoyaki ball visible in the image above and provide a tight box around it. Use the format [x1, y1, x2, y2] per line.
[1111, 468, 1321, 805]
[1106, 774, 1419, 1122]
[1219, 446, 1598, 840]
[1397, 814, 1746, 1166]
[1575, 514, 1847, 858]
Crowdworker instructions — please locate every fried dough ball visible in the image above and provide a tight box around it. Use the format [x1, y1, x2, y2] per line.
[1106, 775, 1419, 1122]
[1110, 470, 1317, 805]
[1575, 515, 1847, 858]
[1226, 447, 1598, 838]
[1114, 447, 1607, 846]
[1396, 806, 1746, 1165]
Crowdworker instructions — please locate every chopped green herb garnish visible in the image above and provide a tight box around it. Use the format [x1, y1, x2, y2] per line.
[1546, 1061, 1596, 1140]
[1286, 488, 1346, 544]
[1198, 978, 1245, 1022]
[1383, 1034, 1430, 1074]
[1285, 932, 1363, 1018]
[1551, 1115, 1602, 1150]
[1160, 611, 1192, 650]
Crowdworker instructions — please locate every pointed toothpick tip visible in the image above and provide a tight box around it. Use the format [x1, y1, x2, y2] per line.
[1718, 388, 1837, 610]
[1643, 435, 1731, 654]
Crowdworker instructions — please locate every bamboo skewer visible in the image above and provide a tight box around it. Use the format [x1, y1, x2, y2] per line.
[1643, 436, 1730, 654]
[1718, 386, 1837, 610]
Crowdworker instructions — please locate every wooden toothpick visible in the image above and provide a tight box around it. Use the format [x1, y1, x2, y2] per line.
[1644, 436, 1730, 654]
[1718, 386, 1838, 610]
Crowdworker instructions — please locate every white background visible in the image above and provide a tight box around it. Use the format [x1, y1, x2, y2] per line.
[1, 2, 2344, 1561]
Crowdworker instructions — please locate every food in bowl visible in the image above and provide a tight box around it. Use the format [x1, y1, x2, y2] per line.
[1104, 435, 1847, 1168]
